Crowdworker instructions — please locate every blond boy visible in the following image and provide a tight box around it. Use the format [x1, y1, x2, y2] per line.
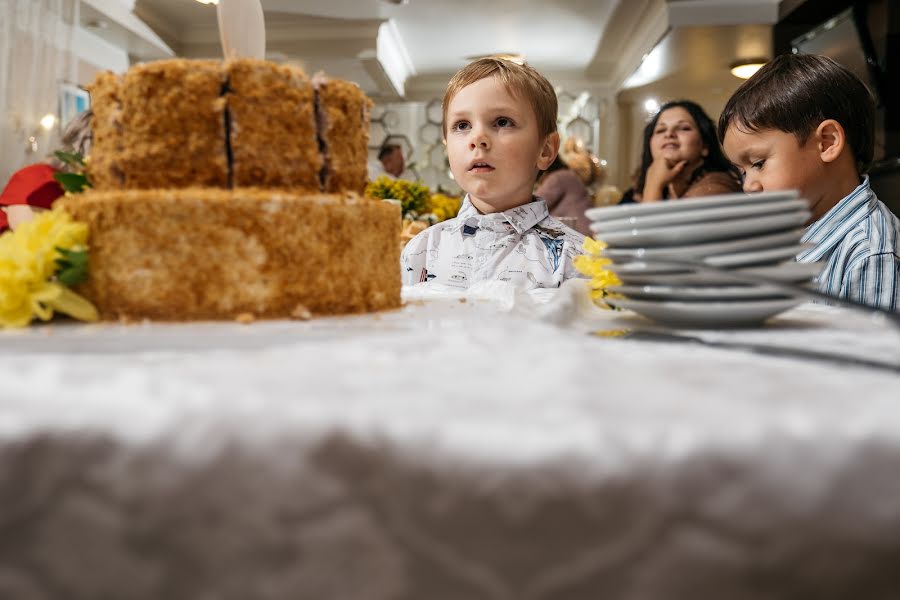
[719, 53, 900, 310]
[401, 58, 585, 290]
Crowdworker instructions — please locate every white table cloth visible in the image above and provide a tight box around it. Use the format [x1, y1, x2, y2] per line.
[1, 282, 899, 599]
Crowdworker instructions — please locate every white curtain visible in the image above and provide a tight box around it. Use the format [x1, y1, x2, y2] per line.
[0, 0, 77, 184]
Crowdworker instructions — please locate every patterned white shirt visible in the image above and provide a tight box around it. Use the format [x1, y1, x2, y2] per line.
[797, 176, 900, 311]
[401, 196, 586, 290]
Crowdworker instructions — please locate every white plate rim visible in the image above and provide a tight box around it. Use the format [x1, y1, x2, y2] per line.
[611, 259, 824, 285]
[608, 283, 797, 300]
[597, 210, 810, 248]
[589, 198, 810, 234]
[706, 243, 810, 267]
[603, 230, 806, 259]
[605, 296, 804, 327]
[585, 190, 799, 221]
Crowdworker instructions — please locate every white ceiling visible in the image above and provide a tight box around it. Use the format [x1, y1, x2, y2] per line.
[88, 0, 787, 101]
[135, 0, 620, 74]
[378, 0, 620, 76]
[127, 0, 625, 98]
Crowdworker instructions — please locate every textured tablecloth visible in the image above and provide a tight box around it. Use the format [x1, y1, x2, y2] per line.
[1, 282, 900, 599]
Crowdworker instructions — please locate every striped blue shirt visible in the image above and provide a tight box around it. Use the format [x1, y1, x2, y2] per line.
[797, 176, 900, 311]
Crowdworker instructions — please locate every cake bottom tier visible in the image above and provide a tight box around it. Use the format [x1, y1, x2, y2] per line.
[58, 188, 401, 320]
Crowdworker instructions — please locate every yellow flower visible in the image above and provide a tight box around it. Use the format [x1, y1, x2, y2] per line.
[592, 328, 629, 337]
[582, 236, 607, 256]
[0, 207, 98, 328]
[574, 236, 622, 308]
[365, 176, 430, 216]
[424, 193, 463, 222]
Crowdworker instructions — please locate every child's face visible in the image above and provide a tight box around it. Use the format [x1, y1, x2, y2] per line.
[650, 107, 706, 167]
[445, 76, 557, 213]
[722, 126, 826, 203]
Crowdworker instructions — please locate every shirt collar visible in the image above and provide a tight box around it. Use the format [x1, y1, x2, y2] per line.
[451, 195, 549, 235]
[798, 176, 874, 262]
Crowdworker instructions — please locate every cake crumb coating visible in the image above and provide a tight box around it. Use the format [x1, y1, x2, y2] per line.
[227, 59, 322, 190]
[315, 75, 373, 195]
[90, 60, 229, 189]
[58, 189, 402, 321]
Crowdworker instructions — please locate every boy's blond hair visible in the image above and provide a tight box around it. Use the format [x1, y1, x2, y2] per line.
[442, 57, 558, 140]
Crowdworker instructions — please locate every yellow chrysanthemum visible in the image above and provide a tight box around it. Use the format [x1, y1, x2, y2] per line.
[574, 237, 622, 307]
[0, 208, 98, 328]
[365, 176, 430, 216]
[582, 236, 607, 256]
[425, 193, 463, 222]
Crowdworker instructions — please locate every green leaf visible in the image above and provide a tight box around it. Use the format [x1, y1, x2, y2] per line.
[54, 172, 92, 194]
[54, 150, 85, 167]
[55, 247, 90, 286]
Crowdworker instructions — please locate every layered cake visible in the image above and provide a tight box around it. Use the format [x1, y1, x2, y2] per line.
[60, 58, 400, 321]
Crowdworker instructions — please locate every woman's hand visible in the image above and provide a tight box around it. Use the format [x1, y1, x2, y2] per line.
[641, 157, 687, 202]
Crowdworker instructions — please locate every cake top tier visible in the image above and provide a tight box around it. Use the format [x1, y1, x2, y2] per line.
[87, 59, 372, 195]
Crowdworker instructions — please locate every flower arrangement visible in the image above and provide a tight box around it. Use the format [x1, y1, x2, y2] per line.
[365, 176, 462, 223]
[0, 207, 97, 328]
[366, 176, 430, 217]
[573, 237, 622, 308]
[1, 150, 96, 329]
[426, 193, 463, 223]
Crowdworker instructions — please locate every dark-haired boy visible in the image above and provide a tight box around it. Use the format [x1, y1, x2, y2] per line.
[719, 53, 900, 311]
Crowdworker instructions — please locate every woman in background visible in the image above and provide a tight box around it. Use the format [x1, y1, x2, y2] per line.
[535, 154, 593, 235]
[634, 100, 741, 202]
[536, 138, 607, 235]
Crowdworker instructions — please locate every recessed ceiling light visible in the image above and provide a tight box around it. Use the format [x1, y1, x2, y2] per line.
[194, 0, 218, 5]
[730, 59, 767, 79]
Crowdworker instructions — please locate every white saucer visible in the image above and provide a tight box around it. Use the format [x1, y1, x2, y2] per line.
[603, 230, 806, 260]
[706, 243, 810, 268]
[596, 210, 809, 248]
[606, 296, 804, 328]
[589, 198, 810, 233]
[611, 259, 824, 285]
[585, 190, 798, 221]
[609, 284, 797, 301]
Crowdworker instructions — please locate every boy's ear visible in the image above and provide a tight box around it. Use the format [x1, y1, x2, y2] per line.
[815, 119, 846, 164]
[537, 132, 561, 170]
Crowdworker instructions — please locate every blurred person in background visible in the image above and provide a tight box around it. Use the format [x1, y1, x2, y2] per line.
[379, 143, 405, 178]
[535, 138, 603, 235]
[633, 100, 741, 202]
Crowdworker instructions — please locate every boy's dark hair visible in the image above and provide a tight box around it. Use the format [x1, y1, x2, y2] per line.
[636, 99, 739, 196]
[378, 144, 401, 161]
[718, 53, 876, 173]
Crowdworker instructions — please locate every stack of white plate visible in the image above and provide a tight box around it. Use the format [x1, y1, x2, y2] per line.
[584, 190, 824, 327]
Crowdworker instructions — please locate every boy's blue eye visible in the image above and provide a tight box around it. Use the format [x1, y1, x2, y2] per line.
[496, 117, 513, 127]
[453, 121, 470, 131]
